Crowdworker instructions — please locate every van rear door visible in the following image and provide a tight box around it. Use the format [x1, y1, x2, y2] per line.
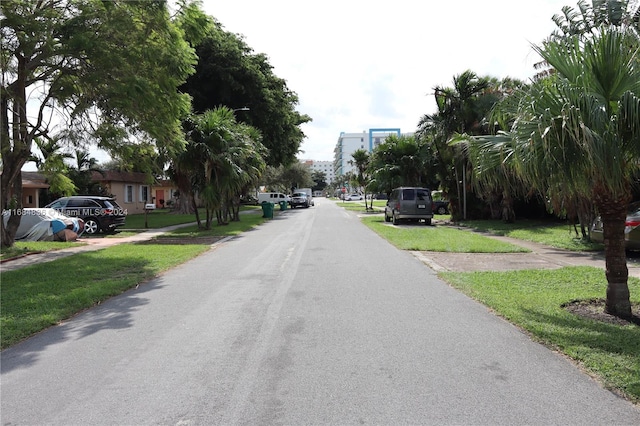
[401, 188, 432, 216]
[415, 188, 432, 215]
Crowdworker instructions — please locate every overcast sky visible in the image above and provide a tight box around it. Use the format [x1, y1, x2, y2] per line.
[200, 0, 575, 162]
[20, 0, 574, 172]
[27, 0, 577, 169]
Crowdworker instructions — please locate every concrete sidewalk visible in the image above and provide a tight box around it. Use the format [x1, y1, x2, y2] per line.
[413, 232, 640, 278]
[0, 222, 198, 273]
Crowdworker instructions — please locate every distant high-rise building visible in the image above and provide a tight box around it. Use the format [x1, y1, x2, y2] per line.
[334, 128, 410, 177]
[300, 159, 336, 184]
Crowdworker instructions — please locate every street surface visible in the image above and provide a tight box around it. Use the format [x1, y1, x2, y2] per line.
[2, 198, 639, 425]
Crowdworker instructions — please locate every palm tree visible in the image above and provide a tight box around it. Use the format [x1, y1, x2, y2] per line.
[183, 107, 266, 228]
[417, 70, 492, 219]
[349, 149, 371, 209]
[368, 135, 437, 197]
[471, 23, 640, 318]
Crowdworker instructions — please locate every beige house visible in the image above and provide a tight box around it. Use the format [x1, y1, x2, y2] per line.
[20, 172, 50, 208]
[14, 171, 179, 213]
[91, 171, 155, 215]
[152, 179, 178, 209]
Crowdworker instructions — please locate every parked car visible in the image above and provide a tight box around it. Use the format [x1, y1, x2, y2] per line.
[344, 194, 363, 201]
[45, 195, 127, 235]
[290, 192, 312, 208]
[257, 192, 290, 205]
[2, 208, 84, 241]
[591, 201, 640, 250]
[433, 200, 449, 215]
[431, 190, 449, 215]
[384, 187, 433, 225]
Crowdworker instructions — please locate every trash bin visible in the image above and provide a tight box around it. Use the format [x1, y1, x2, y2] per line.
[261, 201, 274, 218]
[278, 200, 288, 211]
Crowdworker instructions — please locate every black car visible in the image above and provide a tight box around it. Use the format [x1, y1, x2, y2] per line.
[433, 200, 449, 215]
[45, 196, 127, 235]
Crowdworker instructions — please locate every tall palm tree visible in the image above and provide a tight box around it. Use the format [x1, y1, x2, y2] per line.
[417, 70, 493, 219]
[471, 23, 640, 318]
[185, 107, 266, 228]
[349, 149, 371, 209]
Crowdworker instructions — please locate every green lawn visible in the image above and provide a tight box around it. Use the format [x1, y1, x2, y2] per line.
[0, 211, 267, 349]
[122, 205, 261, 229]
[459, 219, 603, 251]
[442, 267, 640, 403]
[159, 211, 265, 237]
[0, 240, 84, 261]
[361, 216, 528, 252]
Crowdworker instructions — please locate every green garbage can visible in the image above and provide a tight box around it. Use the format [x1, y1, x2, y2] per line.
[261, 201, 274, 218]
[278, 200, 288, 211]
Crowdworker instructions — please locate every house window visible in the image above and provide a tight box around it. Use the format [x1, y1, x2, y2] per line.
[140, 185, 149, 203]
[125, 185, 133, 203]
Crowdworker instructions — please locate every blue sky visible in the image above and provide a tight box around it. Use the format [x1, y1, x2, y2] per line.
[201, 0, 575, 161]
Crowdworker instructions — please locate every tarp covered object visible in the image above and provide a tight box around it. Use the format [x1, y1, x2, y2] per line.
[2, 208, 84, 242]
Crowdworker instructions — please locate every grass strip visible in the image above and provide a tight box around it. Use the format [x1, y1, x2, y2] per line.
[1, 241, 83, 261]
[0, 244, 209, 349]
[361, 216, 528, 252]
[459, 219, 603, 251]
[122, 205, 261, 229]
[440, 266, 640, 403]
[160, 211, 265, 237]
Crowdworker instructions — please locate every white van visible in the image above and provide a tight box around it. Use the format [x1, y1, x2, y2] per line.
[257, 192, 290, 204]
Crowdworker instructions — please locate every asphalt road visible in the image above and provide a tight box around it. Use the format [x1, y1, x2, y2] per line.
[2, 198, 639, 425]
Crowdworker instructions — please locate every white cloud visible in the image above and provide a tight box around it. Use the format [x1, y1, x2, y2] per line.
[201, 0, 572, 161]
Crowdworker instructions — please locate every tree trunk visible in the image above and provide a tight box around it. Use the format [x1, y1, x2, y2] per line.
[191, 196, 202, 229]
[501, 191, 515, 223]
[1, 169, 24, 248]
[598, 198, 633, 319]
[1, 54, 30, 248]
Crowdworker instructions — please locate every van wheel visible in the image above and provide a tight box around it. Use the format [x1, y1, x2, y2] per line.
[425, 218, 432, 226]
[392, 213, 399, 225]
[384, 213, 391, 223]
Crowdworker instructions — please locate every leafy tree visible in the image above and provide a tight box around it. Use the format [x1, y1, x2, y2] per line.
[311, 170, 327, 193]
[180, 17, 311, 166]
[174, 107, 266, 228]
[1, 0, 196, 247]
[29, 136, 76, 197]
[417, 71, 495, 220]
[281, 162, 313, 192]
[468, 11, 640, 318]
[368, 135, 438, 196]
[67, 149, 107, 197]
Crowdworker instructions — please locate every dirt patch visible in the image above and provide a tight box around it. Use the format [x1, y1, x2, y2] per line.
[563, 299, 640, 326]
[135, 236, 226, 245]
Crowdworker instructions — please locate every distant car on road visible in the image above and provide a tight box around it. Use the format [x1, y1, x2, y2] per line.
[290, 192, 312, 208]
[344, 194, 363, 201]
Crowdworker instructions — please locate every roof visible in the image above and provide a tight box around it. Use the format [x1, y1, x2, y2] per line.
[21, 171, 50, 189]
[91, 170, 151, 184]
